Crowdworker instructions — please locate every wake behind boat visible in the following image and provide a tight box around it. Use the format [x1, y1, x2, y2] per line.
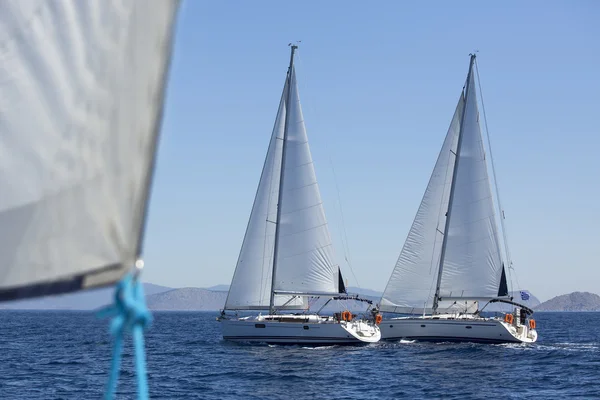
[218, 45, 381, 345]
[377, 54, 537, 344]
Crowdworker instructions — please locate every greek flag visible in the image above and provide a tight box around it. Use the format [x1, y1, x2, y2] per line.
[520, 291, 530, 301]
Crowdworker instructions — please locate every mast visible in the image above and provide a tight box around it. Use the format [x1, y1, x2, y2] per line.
[432, 54, 476, 313]
[269, 45, 298, 314]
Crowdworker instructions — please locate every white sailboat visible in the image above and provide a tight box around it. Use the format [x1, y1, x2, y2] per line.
[378, 54, 537, 344]
[219, 45, 381, 345]
[0, 1, 180, 398]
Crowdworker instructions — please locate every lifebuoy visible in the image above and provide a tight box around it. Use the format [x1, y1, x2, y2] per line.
[375, 314, 383, 325]
[504, 314, 514, 324]
[341, 310, 351, 321]
[529, 319, 536, 329]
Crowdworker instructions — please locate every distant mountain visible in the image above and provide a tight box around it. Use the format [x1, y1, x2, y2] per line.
[146, 288, 227, 311]
[0, 282, 172, 311]
[535, 292, 600, 312]
[206, 284, 230, 291]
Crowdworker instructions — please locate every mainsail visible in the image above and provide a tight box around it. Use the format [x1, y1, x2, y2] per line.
[0, 0, 180, 300]
[437, 68, 505, 300]
[380, 55, 507, 314]
[271, 66, 339, 297]
[225, 50, 340, 310]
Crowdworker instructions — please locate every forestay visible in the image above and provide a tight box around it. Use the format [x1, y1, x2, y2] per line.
[380, 95, 464, 314]
[0, 0, 179, 300]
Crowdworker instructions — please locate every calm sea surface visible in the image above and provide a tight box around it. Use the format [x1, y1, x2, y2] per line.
[0, 311, 598, 399]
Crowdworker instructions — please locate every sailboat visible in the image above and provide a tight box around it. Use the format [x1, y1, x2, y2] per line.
[378, 54, 537, 344]
[218, 45, 381, 345]
[0, 1, 180, 398]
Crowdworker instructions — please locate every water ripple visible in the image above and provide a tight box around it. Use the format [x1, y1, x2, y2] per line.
[0, 311, 598, 399]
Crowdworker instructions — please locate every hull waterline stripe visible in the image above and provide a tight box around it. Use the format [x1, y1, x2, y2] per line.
[382, 336, 521, 344]
[223, 336, 363, 342]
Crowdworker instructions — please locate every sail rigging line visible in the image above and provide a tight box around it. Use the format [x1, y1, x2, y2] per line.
[325, 151, 361, 291]
[294, 50, 361, 292]
[328, 155, 361, 291]
[473, 58, 520, 295]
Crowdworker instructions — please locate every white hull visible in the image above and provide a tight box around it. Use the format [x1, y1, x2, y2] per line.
[220, 314, 381, 344]
[381, 314, 537, 344]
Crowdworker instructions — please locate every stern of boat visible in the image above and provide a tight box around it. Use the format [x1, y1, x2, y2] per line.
[499, 319, 538, 343]
[498, 306, 538, 343]
[340, 319, 381, 343]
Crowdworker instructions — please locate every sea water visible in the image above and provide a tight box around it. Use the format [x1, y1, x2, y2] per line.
[0, 311, 598, 399]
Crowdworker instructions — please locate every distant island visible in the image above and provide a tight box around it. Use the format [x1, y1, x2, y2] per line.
[534, 292, 600, 312]
[0, 283, 561, 312]
[146, 287, 228, 311]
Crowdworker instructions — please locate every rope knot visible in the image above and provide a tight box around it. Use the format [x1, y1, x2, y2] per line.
[97, 273, 152, 400]
[99, 274, 152, 336]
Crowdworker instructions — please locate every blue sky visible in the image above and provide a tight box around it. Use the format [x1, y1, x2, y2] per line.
[142, 1, 599, 302]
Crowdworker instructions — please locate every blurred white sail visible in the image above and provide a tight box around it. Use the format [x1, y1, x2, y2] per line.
[0, 0, 180, 300]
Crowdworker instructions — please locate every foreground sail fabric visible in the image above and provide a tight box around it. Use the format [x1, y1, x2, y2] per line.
[438, 71, 504, 299]
[0, 1, 179, 300]
[380, 95, 464, 314]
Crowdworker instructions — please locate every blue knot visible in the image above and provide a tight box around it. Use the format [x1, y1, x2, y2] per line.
[99, 274, 152, 335]
[98, 273, 152, 400]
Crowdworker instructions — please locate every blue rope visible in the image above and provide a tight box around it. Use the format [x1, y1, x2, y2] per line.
[97, 273, 152, 400]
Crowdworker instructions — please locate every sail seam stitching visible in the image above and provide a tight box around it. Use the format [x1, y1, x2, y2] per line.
[278, 222, 329, 237]
[276, 242, 334, 260]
